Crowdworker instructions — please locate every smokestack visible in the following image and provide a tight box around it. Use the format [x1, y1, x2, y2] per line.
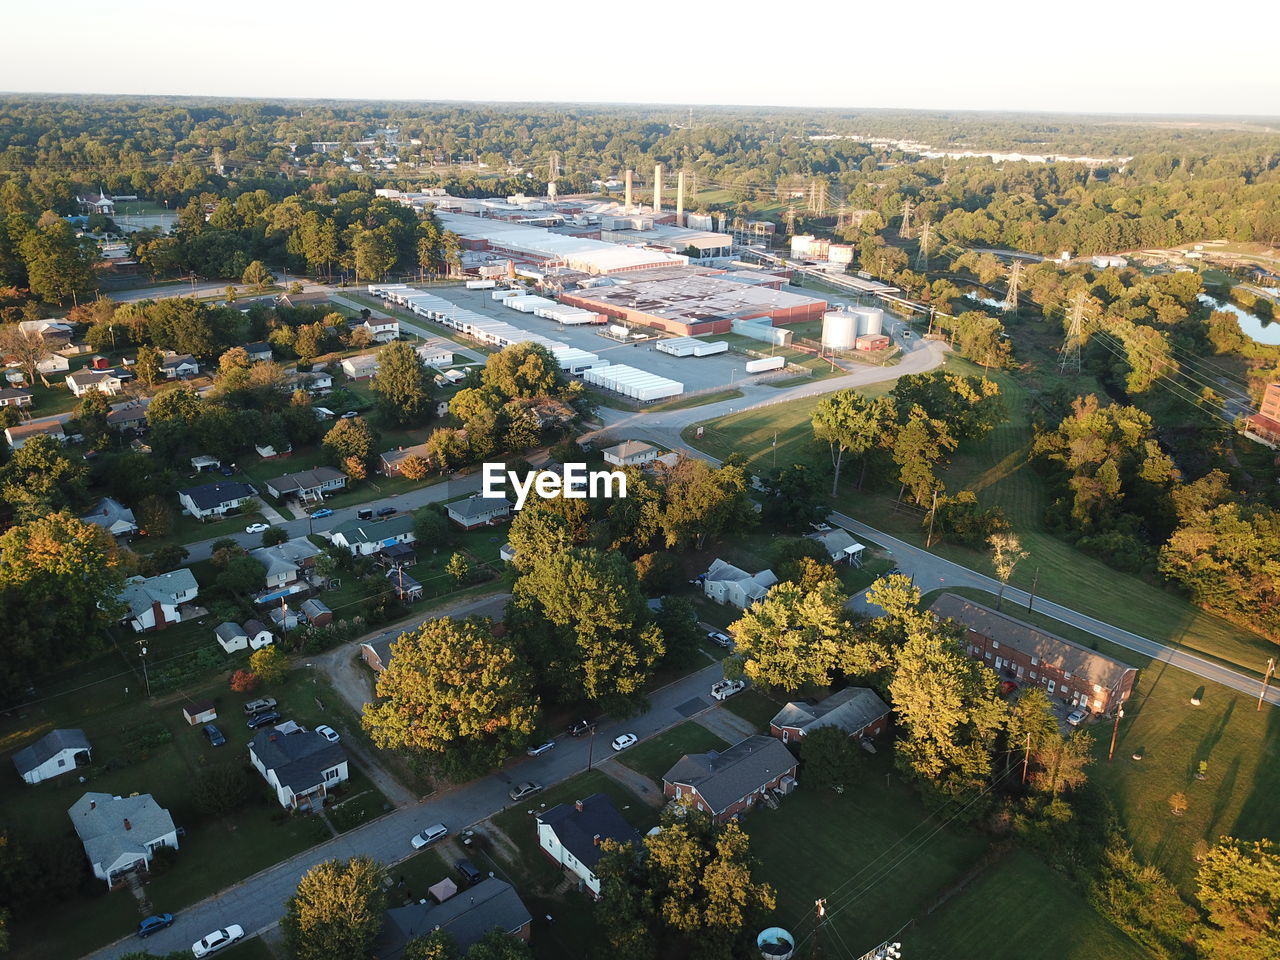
[676, 171, 685, 225]
[624, 169, 633, 211]
[653, 164, 663, 214]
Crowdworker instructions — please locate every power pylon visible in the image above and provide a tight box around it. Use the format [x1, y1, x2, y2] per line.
[807, 180, 828, 216]
[1058, 291, 1087, 375]
[914, 221, 931, 271]
[783, 204, 797, 236]
[1003, 259, 1023, 317]
[547, 150, 560, 182]
[899, 198, 913, 240]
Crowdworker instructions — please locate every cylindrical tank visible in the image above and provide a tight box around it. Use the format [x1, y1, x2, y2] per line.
[757, 927, 795, 960]
[853, 306, 885, 338]
[821, 310, 857, 350]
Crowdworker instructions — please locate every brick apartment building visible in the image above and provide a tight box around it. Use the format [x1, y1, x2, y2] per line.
[1244, 382, 1280, 448]
[930, 594, 1138, 718]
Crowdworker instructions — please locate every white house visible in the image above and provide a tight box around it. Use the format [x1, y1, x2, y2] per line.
[805, 527, 865, 566]
[327, 515, 416, 556]
[4, 420, 65, 450]
[360, 317, 399, 342]
[264, 467, 346, 503]
[243, 619, 275, 650]
[214, 622, 250, 653]
[339, 353, 380, 380]
[601, 440, 659, 468]
[288, 370, 334, 394]
[160, 354, 200, 379]
[12, 729, 92, 785]
[117, 568, 199, 632]
[249, 727, 349, 810]
[535, 794, 640, 898]
[703, 558, 778, 608]
[178, 481, 257, 520]
[68, 792, 179, 889]
[415, 344, 454, 366]
[79, 497, 139, 538]
[18, 319, 73, 340]
[65, 370, 124, 397]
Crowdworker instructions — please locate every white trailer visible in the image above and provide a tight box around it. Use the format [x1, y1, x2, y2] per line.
[745, 355, 786, 373]
[692, 341, 728, 357]
[465, 279, 497, 289]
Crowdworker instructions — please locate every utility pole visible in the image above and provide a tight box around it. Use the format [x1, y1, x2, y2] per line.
[586, 724, 597, 771]
[1258, 657, 1276, 710]
[1003, 259, 1022, 317]
[1022, 730, 1031, 783]
[815, 898, 826, 924]
[914, 221, 931, 272]
[1058, 291, 1086, 375]
[1108, 708, 1125, 761]
[924, 486, 940, 548]
[1026, 566, 1039, 613]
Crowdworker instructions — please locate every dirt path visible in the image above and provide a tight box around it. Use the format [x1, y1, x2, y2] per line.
[598, 759, 665, 808]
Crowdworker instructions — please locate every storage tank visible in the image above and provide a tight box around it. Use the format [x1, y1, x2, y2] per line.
[853, 307, 885, 338]
[821, 310, 857, 351]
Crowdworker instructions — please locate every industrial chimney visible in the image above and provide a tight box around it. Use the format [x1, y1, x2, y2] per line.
[653, 164, 663, 214]
[624, 169, 633, 211]
[676, 171, 686, 225]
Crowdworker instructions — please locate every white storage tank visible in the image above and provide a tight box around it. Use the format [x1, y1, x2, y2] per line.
[853, 307, 884, 338]
[821, 310, 858, 350]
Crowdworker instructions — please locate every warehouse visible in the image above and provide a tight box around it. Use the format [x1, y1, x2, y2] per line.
[583, 364, 684, 402]
[657, 337, 728, 357]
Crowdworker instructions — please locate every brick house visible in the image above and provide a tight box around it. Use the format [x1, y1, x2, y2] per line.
[769, 687, 890, 745]
[930, 593, 1138, 718]
[662, 735, 798, 823]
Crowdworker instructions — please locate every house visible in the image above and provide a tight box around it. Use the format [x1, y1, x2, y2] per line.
[703, 558, 778, 609]
[379, 442, 431, 477]
[214, 622, 250, 653]
[805, 527, 865, 566]
[106, 397, 150, 431]
[380, 542, 417, 568]
[13, 729, 92, 785]
[499, 543, 517, 564]
[179, 481, 257, 520]
[182, 700, 217, 725]
[374, 878, 532, 959]
[769, 688, 891, 745]
[264, 466, 346, 503]
[269, 605, 302, 631]
[65, 370, 124, 398]
[289, 370, 334, 394]
[243, 619, 274, 649]
[601, 440, 659, 467]
[360, 635, 397, 673]
[359, 317, 399, 343]
[662, 735, 798, 823]
[339, 353, 380, 380]
[930, 593, 1139, 717]
[300, 598, 333, 627]
[5, 420, 65, 450]
[244, 342, 273, 362]
[118, 568, 199, 632]
[415, 343, 453, 366]
[80, 497, 138, 538]
[386, 568, 423, 602]
[160, 354, 200, 379]
[328, 514, 416, 556]
[18, 318, 73, 340]
[536, 794, 640, 897]
[446, 495, 512, 529]
[252, 537, 322, 592]
[34, 353, 72, 375]
[1243, 382, 1280, 449]
[0, 387, 33, 409]
[249, 726, 349, 810]
[68, 792, 178, 889]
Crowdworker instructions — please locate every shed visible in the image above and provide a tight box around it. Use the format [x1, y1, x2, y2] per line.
[13, 729, 92, 785]
[301, 598, 334, 627]
[182, 700, 217, 725]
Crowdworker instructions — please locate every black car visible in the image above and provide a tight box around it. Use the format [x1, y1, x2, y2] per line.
[567, 720, 591, 737]
[137, 913, 174, 938]
[246, 711, 281, 729]
[375, 506, 396, 518]
[456, 858, 484, 886]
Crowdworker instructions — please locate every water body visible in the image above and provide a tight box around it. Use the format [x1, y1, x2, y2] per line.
[1198, 294, 1280, 346]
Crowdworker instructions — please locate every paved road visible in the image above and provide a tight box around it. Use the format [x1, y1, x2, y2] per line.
[86, 659, 728, 960]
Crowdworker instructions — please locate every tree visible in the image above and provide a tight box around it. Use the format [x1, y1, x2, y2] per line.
[218, 554, 266, 596]
[445, 552, 472, 585]
[810, 390, 894, 494]
[1168, 792, 1188, 817]
[890, 371, 1004, 442]
[481, 342, 562, 398]
[399, 454, 430, 481]
[323, 416, 379, 471]
[465, 930, 534, 960]
[370, 341, 433, 426]
[362, 618, 538, 778]
[230, 669, 258, 692]
[1195, 837, 1280, 960]
[249, 645, 287, 685]
[801, 724, 862, 793]
[0, 434, 89, 521]
[988, 531, 1028, 610]
[659, 458, 754, 551]
[130, 343, 161, 385]
[761, 464, 827, 529]
[729, 580, 849, 691]
[136, 543, 189, 577]
[424, 428, 470, 473]
[282, 856, 386, 960]
[193, 764, 251, 817]
[891, 405, 957, 507]
[241, 260, 274, 290]
[403, 931, 457, 960]
[262, 526, 289, 547]
[0, 324, 58, 387]
[19, 215, 96, 304]
[413, 506, 454, 550]
[353, 229, 397, 281]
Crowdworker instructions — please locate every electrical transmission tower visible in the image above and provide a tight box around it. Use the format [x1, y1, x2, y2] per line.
[914, 221, 931, 271]
[1003, 259, 1022, 316]
[547, 151, 560, 181]
[807, 180, 828, 216]
[1058, 291, 1087, 375]
[784, 204, 798, 236]
[899, 198, 913, 240]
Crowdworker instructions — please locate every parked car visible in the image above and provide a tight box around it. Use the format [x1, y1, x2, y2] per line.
[309, 507, 334, 519]
[707, 630, 733, 648]
[567, 720, 591, 738]
[456, 858, 484, 886]
[315, 724, 340, 743]
[375, 506, 397, 517]
[1066, 708, 1089, 726]
[710, 679, 746, 701]
[357, 507, 374, 520]
[612, 734, 638, 752]
[246, 711, 281, 729]
[242, 697, 277, 715]
[526, 740, 555, 757]
[219, 466, 235, 477]
[191, 925, 244, 957]
[411, 823, 448, 849]
[509, 781, 543, 802]
[245, 522, 270, 534]
[998, 680, 1019, 697]
[340, 410, 359, 419]
[202, 724, 226, 747]
[137, 913, 174, 938]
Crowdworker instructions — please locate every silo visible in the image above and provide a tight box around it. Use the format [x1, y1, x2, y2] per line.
[821, 310, 857, 351]
[853, 306, 884, 338]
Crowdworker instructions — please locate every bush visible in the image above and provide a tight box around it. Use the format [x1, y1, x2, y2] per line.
[230, 669, 258, 692]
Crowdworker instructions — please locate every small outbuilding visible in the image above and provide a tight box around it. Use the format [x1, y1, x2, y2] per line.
[182, 700, 217, 725]
[12, 729, 92, 785]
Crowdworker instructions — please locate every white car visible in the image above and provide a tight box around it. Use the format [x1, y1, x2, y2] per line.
[192, 924, 244, 957]
[245, 522, 270, 534]
[1066, 708, 1089, 727]
[315, 724, 340, 743]
[612, 733, 638, 752]
[411, 823, 448, 849]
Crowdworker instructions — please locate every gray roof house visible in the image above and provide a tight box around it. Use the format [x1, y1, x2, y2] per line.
[79, 497, 138, 538]
[446, 495, 512, 529]
[13, 729, 91, 785]
[805, 527, 865, 566]
[601, 439, 659, 467]
[249, 727, 349, 810]
[375, 878, 532, 959]
[662, 735, 798, 822]
[68, 792, 179, 889]
[264, 466, 347, 503]
[703, 558, 778, 609]
[118, 568, 199, 632]
[536, 793, 640, 897]
[328, 514, 416, 556]
[769, 687, 891, 745]
[251, 537, 322, 592]
[214, 621, 250, 653]
[178, 481, 257, 520]
[360, 635, 396, 673]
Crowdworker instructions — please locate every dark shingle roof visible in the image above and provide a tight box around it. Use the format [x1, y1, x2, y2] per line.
[536, 793, 639, 872]
[13, 729, 90, 775]
[376, 878, 531, 959]
[250, 728, 346, 793]
[180, 481, 256, 511]
[663, 736, 796, 815]
[770, 687, 890, 736]
[447, 495, 511, 520]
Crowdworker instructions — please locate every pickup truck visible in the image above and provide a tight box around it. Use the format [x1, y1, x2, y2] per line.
[710, 679, 746, 701]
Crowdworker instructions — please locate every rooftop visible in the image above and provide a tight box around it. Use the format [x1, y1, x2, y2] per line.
[376, 878, 531, 959]
[663, 736, 796, 815]
[250, 728, 346, 793]
[68, 792, 175, 869]
[13, 729, 90, 776]
[770, 687, 890, 736]
[536, 793, 639, 872]
[180, 480, 256, 511]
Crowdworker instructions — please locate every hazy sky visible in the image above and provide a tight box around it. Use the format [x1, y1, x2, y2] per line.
[3, 0, 1278, 116]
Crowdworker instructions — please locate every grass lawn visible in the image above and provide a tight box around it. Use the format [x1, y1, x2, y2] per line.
[137, 507, 268, 552]
[617, 721, 729, 783]
[910, 848, 1151, 960]
[648, 387, 744, 411]
[388, 845, 453, 905]
[219, 937, 279, 960]
[327, 766, 392, 833]
[722, 689, 785, 733]
[25, 380, 80, 415]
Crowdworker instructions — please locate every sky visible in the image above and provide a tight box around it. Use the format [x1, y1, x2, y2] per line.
[2, 0, 1278, 117]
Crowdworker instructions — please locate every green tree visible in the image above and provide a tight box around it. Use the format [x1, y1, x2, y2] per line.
[890, 371, 1005, 442]
[241, 259, 274, 290]
[761, 463, 827, 529]
[249, 645, 287, 685]
[281, 856, 387, 960]
[465, 930, 534, 960]
[481, 342, 562, 399]
[370, 341, 433, 426]
[0, 434, 89, 521]
[988, 531, 1028, 610]
[323, 416, 379, 471]
[423, 427, 470, 473]
[403, 930, 457, 960]
[19, 215, 96, 304]
[659, 458, 754, 551]
[1029, 729, 1094, 798]
[653, 595, 703, 669]
[135, 344, 163, 386]
[800, 724, 863, 793]
[362, 618, 538, 777]
[353, 228, 397, 281]
[1195, 837, 1280, 960]
[445, 552, 472, 585]
[218, 554, 266, 597]
[890, 405, 956, 507]
[729, 579, 848, 691]
[810, 390, 895, 494]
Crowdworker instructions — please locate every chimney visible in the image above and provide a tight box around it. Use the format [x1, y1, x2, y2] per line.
[593, 834, 602, 846]
[676, 171, 685, 225]
[624, 169, 633, 211]
[123, 818, 132, 831]
[653, 164, 663, 213]
[90, 800, 96, 810]
[574, 798, 585, 813]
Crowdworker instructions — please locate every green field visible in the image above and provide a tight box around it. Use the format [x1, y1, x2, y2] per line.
[721, 688, 785, 733]
[616, 721, 729, 783]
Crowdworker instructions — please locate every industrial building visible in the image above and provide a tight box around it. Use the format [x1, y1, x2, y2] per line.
[582, 363, 683, 402]
[820, 306, 891, 351]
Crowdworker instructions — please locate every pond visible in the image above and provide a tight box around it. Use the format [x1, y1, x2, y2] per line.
[1199, 294, 1280, 345]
